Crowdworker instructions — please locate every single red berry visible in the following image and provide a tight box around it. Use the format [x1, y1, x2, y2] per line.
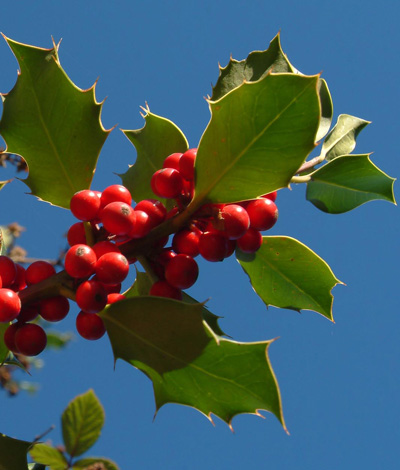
[25, 261, 56, 285]
[151, 168, 184, 199]
[262, 190, 278, 202]
[246, 198, 278, 231]
[67, 222, 87, 246]
[15, 323, 47, 356]
[198, 231, 228, 262]
[134, 199, 167, 228]
[172, 229, 200, 257]
[107, 293, 126, 304]
[100, 184, 132, 207]
[0, 256, 17, 287]
[128, 210, 151, 239]
[150, 280, 182, 300]
[165, 254, 198, 290]
[179, 148, 197, 180]
[220, 204, 250, 239]
[163, 153, 183, 171]
[4, 322, 21, 353]
[95, 252, 129, 285]
[92, 240, 121, 259]
[10, 264, 27, 292]
[236, 228, 263, 253]
[76, 279, 108, 313]
[70, 190, 101, 221]
[76, 311, 106, 340]
[40, 296, 70, 322]
[92, 276, 122, 294]
[156, 249, 177, 267]
[18, 304, 40, 323]
[100, 201, 136, 236]
[65, 244, 97, 278]
[0, 288, 21, 322]
[225, 239, 237, 258]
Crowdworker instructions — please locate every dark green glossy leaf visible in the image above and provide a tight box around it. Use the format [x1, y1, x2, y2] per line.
[0, 323, 9, 364]
[237, 236, 341, 320]
[0, 36, 110, 208]
[211, 33, 295, 101]
[192, 73, 320, 207]
[29, 444, 67, 470]
[62, 389, 104, 458]
[316, 78, 333, 141]
[307, 154, 396, 213]
[121, 107, 188, 204]
[321, 114, 370, 161]
[101, 297, 285, 429]
[73, 457, 119, 470]
[0, 434, 31, 470]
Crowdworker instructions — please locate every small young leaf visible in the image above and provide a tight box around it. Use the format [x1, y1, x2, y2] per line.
[121, 108, 188, 203]
[45, 331, 73, 350]
[321, 114, 370, 161]
[192, 73, 320, 207]
[306, 154, 396, 213]
[211, 33, 295, 101]
[62, 389, 105, 458]
[72, 457, 119, 470]
[101, 298, 285, 430]
[0, 36, 110, 208]
[29, 443, 67, 470]
[236, 236, 342, 320]
[0, 433, 32, 470]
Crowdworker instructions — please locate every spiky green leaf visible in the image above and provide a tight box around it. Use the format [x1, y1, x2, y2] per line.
[192, 73, 320, 207]
[101, 297, 285, 429]
[306, 154, 396, 213]
[29, 444, 67, 470]
[0, 434, 31, 470]
[62, 389, 104, 458]
[121, 108, 188, 203]
[321, 114, 370, 161]
[237, 236, 341, 320]
[0, 36, 110, 208]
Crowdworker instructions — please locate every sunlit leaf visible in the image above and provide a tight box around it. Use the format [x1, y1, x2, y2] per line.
[236, 236, 342, 320]
[73, 457, 119, 470]
[29, 444, 67, 470]
[316, 78, 333, 141]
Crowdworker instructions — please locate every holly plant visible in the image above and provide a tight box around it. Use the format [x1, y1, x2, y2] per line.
[0, 33, 396, 468]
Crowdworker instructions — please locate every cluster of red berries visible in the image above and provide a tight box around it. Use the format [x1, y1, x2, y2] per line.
[0, 147, 279, 356]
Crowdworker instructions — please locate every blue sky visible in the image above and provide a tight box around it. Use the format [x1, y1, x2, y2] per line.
[0, 1, 399, 469]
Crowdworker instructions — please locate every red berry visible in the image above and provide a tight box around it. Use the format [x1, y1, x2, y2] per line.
[134, 199, 167, 228]
[40, 296, 70, 322]
[236, 228, 263, 253]
[165, 254, 198, 290]
[151, 168, 184, 199]
[262, 190, 278, 202]
[163, 153, 183, 170]
[67, 222, 87, 246]
[70, 190, 101, 221]
[172, 229, 200, 257]
[220, 204, 250, 239]
[100, 184, 132, 207]
[25, 261, 56, 285]
[10, 264, 26, 292]
[107, 293, 126, 304]
[14, 323, 47, 356]
[0, 288, 21, 322]
[100, 202, 136, 236]
[179, 148, 197, 180]
[128, 210, 151, 239]
[198, 231, 228, 262]
[76, 280, 108, 313]
[65, 244, 97, 279]
[0, 256, 17, 287]
[4, 322, 21, 353]
[95, 252, 129, 285]
[18, 304, 40, 323]
[92, 241, 120, 259]
[246, 198, 278, 231]
[150, 280, 182, 300]
[92, 276, 122, 294]
[76, 312, 106, 340]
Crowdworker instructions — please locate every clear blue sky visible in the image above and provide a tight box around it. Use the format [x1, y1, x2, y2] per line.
[1, 1, 399, 469]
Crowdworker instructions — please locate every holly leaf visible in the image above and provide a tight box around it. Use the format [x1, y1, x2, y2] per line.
[321, 114, 370, 161]
[0, 36, 110, 208]
[0, 323, 9, 364]
[192, 73, 320, 207]
[101, 297, 285, 430]
[0, 433, 31, 470]
[62, 389, 104, 458]
[236, 236, 342, 321]
[29, 444, 67, 470]
[121, 107, 188, 204]
[306, 154, 396, 213]
[316, 78, 333, 142]
[211, 33, 295, 101]
[72, 457, 119, 470]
